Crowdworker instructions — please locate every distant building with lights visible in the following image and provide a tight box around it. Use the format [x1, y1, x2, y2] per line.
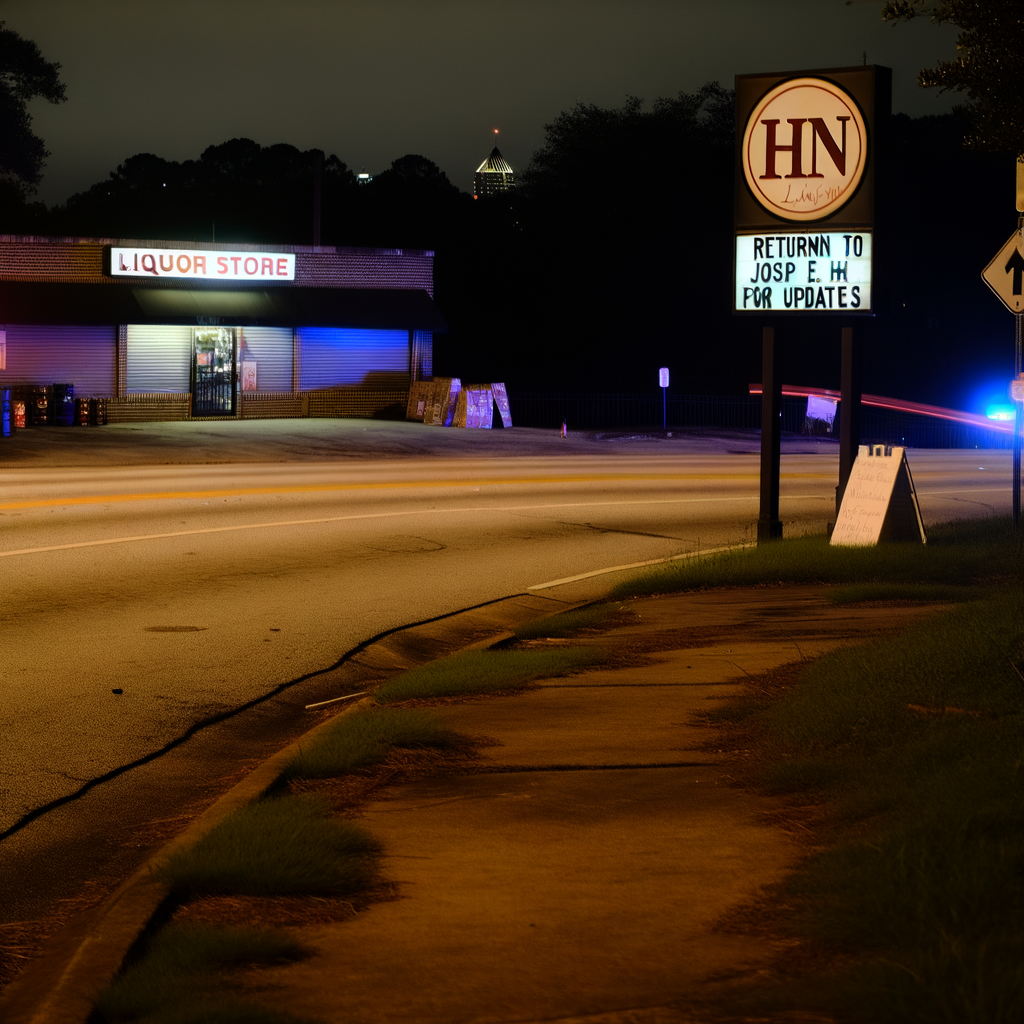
[0, 235, 444, 423]
[473, 147, 515, 199]
[356, 170, 373, 185]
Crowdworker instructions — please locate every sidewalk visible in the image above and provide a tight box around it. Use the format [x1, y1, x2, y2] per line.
[239, 587, 929, 1024]
[0, 584, 939, 1024]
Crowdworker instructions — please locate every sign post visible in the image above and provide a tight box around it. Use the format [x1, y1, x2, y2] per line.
[836, 326, 862, 516]
[981, 216, 1024, 527]
[758, 327, 782, 541]
[659, 367, 669, 431]
[734, 65, 889, 543]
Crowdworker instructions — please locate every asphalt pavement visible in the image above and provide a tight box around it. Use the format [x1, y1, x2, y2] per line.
[0, 419, 1010, 960]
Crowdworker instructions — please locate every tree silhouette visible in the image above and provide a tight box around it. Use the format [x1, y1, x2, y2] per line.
[880, 0, 1024, 156]
[0, 22, 66, 194]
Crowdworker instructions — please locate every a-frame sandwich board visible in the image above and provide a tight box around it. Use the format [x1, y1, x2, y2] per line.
[831, 445, 927, 546]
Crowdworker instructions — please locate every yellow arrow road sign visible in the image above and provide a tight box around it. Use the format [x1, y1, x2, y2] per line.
[982, 229, 1024, 314]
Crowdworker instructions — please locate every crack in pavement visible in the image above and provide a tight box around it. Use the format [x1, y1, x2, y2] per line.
[0, 591, 531, 846]
[508, 511, 688, 544]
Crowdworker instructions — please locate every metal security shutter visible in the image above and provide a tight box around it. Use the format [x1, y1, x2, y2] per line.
[126, 325, 192, 393]
[298, 328, 410, 390]
[0, 325, 116, 396]
[239, 327, 293, 393]
[413, 330, 433, 379]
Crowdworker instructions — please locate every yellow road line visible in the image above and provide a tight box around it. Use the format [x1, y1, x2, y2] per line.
[0, 472, 832, 511]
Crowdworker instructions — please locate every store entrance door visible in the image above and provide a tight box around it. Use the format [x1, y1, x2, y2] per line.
[192, 327, 236, 416]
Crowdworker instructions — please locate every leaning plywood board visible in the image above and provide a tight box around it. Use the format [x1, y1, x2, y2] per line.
[831, 445, 927, 546]
[452, 388, 468, 428]
[441, 378, 461, 426]
[423, 378, 450, 425]
[492, 382, 513, 428]
[465, 387, 493, 429]
[406, 381, 433, 421]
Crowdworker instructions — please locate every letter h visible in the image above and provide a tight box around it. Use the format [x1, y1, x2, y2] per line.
[759, 119, 807, 179]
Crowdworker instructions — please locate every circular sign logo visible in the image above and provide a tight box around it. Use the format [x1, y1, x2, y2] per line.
[742, 77, 867, 222]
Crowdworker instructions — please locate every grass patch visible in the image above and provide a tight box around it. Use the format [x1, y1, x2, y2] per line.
[514, 603, 621, 640]
[610, 517, 1021, 599]
[726, 588, 1024, 1022]
[281, 707, 462, 781]
[374, 647, 604, 703]
[827, 581, 979, 604]
[94, 923, 312, 1024]
[154, 794, 379, 898]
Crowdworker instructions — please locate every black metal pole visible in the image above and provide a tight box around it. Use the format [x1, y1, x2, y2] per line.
[1015, 311, 1022, 528]
[836, 325, 862, 519]
[758, 326, 782, 543]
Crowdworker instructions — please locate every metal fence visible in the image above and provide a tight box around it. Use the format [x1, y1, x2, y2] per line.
[506, 392, 1014, 450]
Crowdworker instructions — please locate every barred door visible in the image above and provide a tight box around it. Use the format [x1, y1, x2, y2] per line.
[192, 327, 236, 416]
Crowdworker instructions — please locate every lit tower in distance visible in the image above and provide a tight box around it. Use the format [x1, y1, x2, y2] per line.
[473, 129, 516, 199]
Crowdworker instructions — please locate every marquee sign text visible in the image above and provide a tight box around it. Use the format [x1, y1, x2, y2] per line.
[734, 230, 872, 312]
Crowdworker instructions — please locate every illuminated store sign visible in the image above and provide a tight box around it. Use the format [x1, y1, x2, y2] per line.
[734, 231, 872, 312]
[110, 247, 296, 281]
[741, 77, 867, 223]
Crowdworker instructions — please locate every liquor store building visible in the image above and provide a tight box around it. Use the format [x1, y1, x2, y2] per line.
[0, 236, 445, 422]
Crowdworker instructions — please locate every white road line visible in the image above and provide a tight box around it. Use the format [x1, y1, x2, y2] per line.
[0, 494, 815, 559]
[528, 544, 749, 590]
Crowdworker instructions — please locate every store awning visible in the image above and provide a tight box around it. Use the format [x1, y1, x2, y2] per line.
[0, 282, 448, 332]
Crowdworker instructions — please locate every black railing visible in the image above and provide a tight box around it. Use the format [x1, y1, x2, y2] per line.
[505, 392, 1014, 450]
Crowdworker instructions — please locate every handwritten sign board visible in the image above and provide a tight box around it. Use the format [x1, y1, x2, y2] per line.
[831, 445, 926, 546]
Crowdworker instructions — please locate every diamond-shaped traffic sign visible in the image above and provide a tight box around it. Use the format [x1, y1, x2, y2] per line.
[982, 230, 1024, 313]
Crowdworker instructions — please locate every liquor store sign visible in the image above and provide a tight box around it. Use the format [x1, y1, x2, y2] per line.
[110, 247, 296, 281]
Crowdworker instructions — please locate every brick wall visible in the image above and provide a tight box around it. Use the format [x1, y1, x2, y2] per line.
[0, 237, 434, 295]
[106, 394, 190, 422]
[304, 388, 408, 419]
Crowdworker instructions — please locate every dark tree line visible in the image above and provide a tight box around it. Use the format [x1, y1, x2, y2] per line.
[0, 0, 1019, 408]
[0, 21, 66, 220]
[0, 93, 1016, 408]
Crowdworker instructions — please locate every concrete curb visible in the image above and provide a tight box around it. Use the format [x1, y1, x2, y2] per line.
[0, 592, 572, 1024]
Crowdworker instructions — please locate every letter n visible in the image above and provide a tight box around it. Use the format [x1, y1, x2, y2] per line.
[808, 117, 849, 177]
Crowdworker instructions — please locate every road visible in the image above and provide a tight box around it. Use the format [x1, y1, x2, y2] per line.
[0, 424, 1011, 925]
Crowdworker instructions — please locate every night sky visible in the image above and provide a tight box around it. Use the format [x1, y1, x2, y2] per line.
[6, 0, 959, 206]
